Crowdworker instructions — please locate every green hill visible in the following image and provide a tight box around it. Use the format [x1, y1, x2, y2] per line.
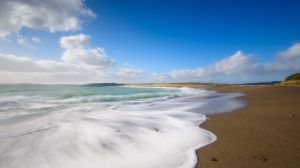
[280, 73, 300, 85]
[285, 73, 300, 81]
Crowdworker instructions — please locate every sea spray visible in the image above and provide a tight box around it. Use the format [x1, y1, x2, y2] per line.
[0, 85, 244, 168]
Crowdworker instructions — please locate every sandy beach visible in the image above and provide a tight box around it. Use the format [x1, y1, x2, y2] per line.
[196, 85, 300, 168]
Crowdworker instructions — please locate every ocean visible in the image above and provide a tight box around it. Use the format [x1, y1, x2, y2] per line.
[0, 84, 244, 168]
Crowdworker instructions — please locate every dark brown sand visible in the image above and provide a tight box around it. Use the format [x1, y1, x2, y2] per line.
[196, 85, 300, 168]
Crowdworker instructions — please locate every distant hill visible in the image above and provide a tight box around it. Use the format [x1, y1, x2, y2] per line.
[285, 73, 300, 81]
[83, 83, 124, 87]
[237, 81, 281, 85]
[280, 73, 300, 85]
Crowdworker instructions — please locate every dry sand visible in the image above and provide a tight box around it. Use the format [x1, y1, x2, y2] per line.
[196, 85, 300, 168]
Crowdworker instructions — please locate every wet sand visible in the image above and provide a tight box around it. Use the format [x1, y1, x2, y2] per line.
[196, 85, 300, 168]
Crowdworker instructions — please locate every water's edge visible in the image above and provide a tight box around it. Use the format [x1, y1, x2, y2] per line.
[132, 86, 246, 168]
[0, 85, 245, 168]
[192, 87, 246, 168]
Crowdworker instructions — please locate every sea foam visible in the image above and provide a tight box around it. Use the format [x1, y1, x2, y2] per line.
[0, 85, 244, 168]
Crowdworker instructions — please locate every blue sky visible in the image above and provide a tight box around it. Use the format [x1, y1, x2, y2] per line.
[84, 0, 300, 71]
[0, 0, 300, 83]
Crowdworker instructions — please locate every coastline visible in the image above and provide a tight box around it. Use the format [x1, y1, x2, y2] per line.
[196, 85, 300, 168]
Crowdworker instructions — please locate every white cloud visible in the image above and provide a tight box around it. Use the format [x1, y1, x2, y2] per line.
[0, 40, 300, 84]
[279, 43, 300, 59]
[15, 35, 40, 49]
[16, 36, 28, 47]
[61, 34, 114, 69]
[0, 0, 95, 38]
[0, 34, 146, 84]
[118, 68, 144, 77]
[0, 54, 80, 73]
[0, 53, 147, 84]
[62, 48, 113, 69]
[164, 51, 254, 81]
[32, 37, 40, 43]
[156, 43, 300, 83]
[210, 51, 255, 74]
[60, 33, 90, 49]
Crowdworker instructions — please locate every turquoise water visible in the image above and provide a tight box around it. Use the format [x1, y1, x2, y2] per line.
[0, 84, 179, 100]
[0, 84, 243, 168]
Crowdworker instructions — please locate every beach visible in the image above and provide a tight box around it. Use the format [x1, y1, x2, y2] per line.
[196, 85, 300, 168]
[1, 84, 299, 168]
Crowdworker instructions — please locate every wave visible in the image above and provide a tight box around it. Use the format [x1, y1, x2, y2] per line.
[0, 85, 244, 168]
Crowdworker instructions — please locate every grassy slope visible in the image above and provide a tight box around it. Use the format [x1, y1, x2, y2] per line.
[280, 72, 300, 85]
[280, 80, 300, 85]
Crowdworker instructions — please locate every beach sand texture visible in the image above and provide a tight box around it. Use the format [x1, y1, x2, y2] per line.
[197, 86, 300, 168]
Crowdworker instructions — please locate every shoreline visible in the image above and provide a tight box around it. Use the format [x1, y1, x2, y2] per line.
[196, 85, 300, 168]
[122, 84, 300, 167]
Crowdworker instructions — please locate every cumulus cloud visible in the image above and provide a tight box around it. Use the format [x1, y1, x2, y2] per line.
[61, 34, 114, 69]
[118, 68, 144, 77]
[0, 34, 146, 84]
[210, 51, 255, 74]
[0, 0, 95, 38]
[279, 43, 300, 59]
[62, 48, 113, 69]
[156, 43, 300, 83]
[32, 37, 40, 43]
[0, 54, 81, 73]
[0, 53, 146, 84]
[0, 40, 300, 84]
[60, 33, 90, 49]
[163, 51, 255, 81]
[14, 35, 41, 49]
[16, 36, 28, 47]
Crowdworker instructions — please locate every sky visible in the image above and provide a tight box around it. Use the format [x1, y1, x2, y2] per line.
[0, 0, 300, 84]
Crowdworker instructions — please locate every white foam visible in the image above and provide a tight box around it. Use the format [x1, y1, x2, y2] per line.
[0, 87, 243, 168]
